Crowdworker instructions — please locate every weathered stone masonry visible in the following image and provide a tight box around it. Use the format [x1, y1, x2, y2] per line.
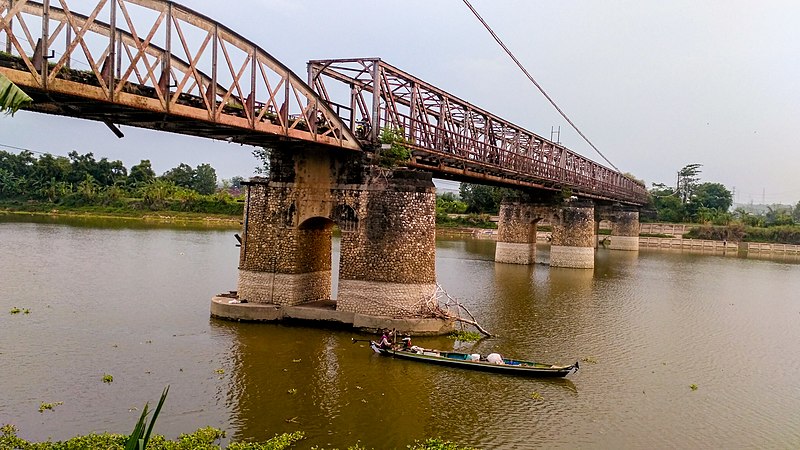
[237, 145, 437, 318]
[495, 200, 596, 269]
[596, 207, 640, 251]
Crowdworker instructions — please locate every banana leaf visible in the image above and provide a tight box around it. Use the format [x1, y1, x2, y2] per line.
[0, 72, 33, 116]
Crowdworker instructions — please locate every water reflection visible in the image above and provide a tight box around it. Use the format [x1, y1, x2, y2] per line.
[3, 218, 800, 448]
[210, 321, 438, 447]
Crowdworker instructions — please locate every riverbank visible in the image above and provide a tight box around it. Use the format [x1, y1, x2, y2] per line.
[0, 204, 241, 228]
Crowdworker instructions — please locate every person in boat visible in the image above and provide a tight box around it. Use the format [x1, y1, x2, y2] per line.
[486, 352, 505, 365]
[401, 335, 412, 350]
[378, 330, 392, 349]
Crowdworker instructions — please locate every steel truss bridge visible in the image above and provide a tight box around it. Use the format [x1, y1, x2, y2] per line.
[1, 0, 648, 205]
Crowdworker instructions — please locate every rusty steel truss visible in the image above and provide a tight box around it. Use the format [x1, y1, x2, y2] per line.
[0, 0, 360, 149]
[309, 58, 648, 205]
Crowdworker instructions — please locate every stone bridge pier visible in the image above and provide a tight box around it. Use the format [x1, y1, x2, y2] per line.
[495, 200, 596, 268]
[596, 206, 640, 251]
[495, 200, 641, 268]
[224, 145, 448, 333]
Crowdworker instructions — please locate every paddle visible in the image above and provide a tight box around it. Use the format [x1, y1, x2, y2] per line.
[351, 338, 373, 344]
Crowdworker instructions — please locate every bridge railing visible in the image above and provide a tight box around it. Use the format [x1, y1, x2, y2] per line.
[384, 110, 647, 203]
[309, 58, 648, 205]
[0, 0, 359, 149]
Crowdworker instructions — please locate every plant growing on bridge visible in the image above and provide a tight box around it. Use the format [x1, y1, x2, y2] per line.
[378, 127, 411, 168]
[0, 73, 32, 116]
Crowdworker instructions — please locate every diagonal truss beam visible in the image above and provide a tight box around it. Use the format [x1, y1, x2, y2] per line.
[0, 0, 360, 150]
[309, 57, 648, 205]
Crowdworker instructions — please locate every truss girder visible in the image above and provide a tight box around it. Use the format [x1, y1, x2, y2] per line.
[0, 0, 360, 150]
[308, 58, 648, 205]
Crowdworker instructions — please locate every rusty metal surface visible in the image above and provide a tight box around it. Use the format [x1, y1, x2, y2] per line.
[309, 58, 648, 205]
[0, 0, 361, 150]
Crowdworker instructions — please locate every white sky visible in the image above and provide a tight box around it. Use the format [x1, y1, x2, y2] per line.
[2, 0, 798, 204]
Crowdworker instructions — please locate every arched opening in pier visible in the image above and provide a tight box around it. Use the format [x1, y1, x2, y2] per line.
[297, 204, 358, 302]
[297, 216, 337, 303]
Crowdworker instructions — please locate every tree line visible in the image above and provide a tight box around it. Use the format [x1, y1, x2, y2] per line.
[0, 149, 244, 215]
[441, 164, 800, 244]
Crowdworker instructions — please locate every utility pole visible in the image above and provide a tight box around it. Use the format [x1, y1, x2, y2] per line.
[550, 126, 561, 145]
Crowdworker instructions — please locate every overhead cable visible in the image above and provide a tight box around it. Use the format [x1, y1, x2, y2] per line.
[461, 0, 623, 173]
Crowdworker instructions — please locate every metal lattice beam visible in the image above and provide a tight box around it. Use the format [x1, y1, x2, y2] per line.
[309, 58, 648, 205]
[0, 0, 361, 150]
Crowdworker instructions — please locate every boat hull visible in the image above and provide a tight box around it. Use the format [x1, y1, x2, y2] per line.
[372, 343, 578, 378]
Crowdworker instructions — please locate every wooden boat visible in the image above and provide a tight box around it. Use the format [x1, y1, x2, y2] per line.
[369, 342, 579, 377]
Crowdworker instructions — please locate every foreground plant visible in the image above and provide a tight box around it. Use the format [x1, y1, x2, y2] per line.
[125, 386, 169, 450]
[0, 424, 304, 449]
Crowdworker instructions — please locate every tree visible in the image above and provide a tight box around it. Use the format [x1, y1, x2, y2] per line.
[162, 163, 195, 189]
[765, 206, 794, 227]
[648, 183, 684, 222]
[192, 163, 217, 195]
[690, 182, 732, 211]
[793, 201, 800, 223]
[253, 147, 271, 175]
[676, 163, 702, 204]
[458, 183, 517, 214]
[229, 176, 244, 189]
[436, 192, 468, 214]
[128, 159, 156, 187]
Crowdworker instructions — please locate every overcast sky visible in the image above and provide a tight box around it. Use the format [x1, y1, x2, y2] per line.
[2, 0, 798, 204]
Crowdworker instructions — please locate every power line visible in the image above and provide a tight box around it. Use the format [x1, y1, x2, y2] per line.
[0, 142, 52, 155]
[460, 0, 622, 173]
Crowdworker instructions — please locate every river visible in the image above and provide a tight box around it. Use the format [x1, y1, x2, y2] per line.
[1, 216, 799, 448]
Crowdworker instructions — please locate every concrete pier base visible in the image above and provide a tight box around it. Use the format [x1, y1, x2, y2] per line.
[550, 203, 596, 269]
[494, 241, 536, 264]
[550, 245, 595, 269]
[237, 269, 330, 306]
[337, 280, 438, 317]
[597, 208, 640, 252]
[608, 235, 640, 251]
[210, 296, 455, 335]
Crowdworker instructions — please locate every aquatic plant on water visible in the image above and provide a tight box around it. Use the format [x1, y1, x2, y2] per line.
[38, 401, 63, 413]
[447, 330, 482, 342]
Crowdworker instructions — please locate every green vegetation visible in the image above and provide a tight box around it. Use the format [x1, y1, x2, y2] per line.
[103, 374, 114, 384]
[435, 192, 496, 228]
[0, 73, 32, 115]
[458, 183, 519, 215]
[685, 223, 800, 245]
[649, 163, 800, 245]
[649, 164, 733, 224]
[378, 127, 411, 168]
[38, 401, 63, 413]
[690, 384, 698, 391]
[0, 149, 244, 218]
[0, 424, 304, 449]
[2, 385, 476, 450]
[447, 330, 482, 342]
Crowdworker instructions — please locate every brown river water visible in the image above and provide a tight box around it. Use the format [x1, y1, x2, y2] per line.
[1, 215, 799, 449]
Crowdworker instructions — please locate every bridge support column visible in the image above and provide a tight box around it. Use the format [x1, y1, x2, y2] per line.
[495, 201, 547, 264]
[337, 171, 437, 317]
[236, 181, 333, 306]
[608, 209, 640, 251]
[551, 203, 596, 269]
